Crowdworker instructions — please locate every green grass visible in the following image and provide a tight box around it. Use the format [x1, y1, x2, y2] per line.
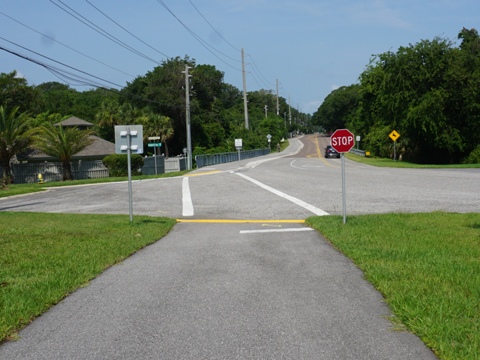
[0, 170, 190, 198]
[346, 153, 480, 168]
[0, 212, 176, 343]
[306, 212, 480, 360]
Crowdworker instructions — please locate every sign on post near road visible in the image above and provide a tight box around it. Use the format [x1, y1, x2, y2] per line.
[330, 129, 355, 153]
[330, 128, 355, 224]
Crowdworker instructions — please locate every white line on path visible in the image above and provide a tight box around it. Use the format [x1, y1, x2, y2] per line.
[182, 177, 194, 216]
[240, 228, 315, 234]
[235, 173, 329, 216]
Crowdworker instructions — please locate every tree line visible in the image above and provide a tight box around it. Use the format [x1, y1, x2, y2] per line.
[1, 56, 311, 184]
[312, 28, 480, 164]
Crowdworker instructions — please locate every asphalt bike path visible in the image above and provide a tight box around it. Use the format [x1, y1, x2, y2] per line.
[0, 137, 438, 359]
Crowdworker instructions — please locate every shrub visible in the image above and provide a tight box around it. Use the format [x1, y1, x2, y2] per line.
[102, 154, 144, 177]
[464, 145, 480, 164]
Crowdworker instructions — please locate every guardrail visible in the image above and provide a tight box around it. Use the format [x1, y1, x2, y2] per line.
[195, 149, 270, 168]
[349, 148, 366, 156]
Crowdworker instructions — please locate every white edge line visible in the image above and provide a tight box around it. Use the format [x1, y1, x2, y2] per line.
[240, 228, 314, 234]
[182, 177, 194, 216]
[235, 173, 329, 216]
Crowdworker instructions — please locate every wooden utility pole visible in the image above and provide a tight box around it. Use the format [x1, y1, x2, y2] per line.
[241, 48, 249, 130]
[276, 78, 279, 115]
[183, 65, 192, 170]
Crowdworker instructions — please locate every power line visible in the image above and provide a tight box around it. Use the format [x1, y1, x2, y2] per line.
[187, 0, 240, 52]
[50, 0, 162, 65]
[85, 0, 170, 59]
[0, 37, 124, 88]
[0, 11, 135, 79]
[0, 42, 184, 109]
[155, 0, 241, 71]
[247, 54, 275, 88]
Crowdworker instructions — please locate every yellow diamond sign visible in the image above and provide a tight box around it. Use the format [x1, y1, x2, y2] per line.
[389, 130, 400, 142]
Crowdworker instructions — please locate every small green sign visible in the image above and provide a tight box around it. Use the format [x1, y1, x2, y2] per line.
[148, 143, 162, 147]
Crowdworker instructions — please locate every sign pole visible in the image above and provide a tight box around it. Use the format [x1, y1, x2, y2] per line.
[341, 153, 347, 224]
[330, 128, 355, 224]
[127, 128, 133, 222]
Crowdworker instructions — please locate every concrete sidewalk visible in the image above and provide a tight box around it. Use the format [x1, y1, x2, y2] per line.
[0, 222, 438, 359]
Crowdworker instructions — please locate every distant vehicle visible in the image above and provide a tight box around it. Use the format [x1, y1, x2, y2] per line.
[324, 145, 340, 158]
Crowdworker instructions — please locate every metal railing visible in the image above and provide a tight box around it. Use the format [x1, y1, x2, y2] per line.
[195, 149, 270, 168]
[349, 148, 366, 156]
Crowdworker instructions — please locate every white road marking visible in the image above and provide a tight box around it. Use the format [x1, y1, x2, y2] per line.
[235, 173, 329, 216]
[182, 177, 194, 216]
[240, 228, 315, 234]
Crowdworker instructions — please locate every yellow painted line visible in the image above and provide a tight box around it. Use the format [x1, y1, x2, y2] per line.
[176, 219, 305, 224]
[186, 170, 222, 177]
[312, 135, 336, 167]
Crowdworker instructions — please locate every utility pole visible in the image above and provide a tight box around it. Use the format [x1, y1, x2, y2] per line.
[241, 48, 249, 130]
[276, 79, 279, 115]
[182, 65, 192, 170]
[264, 105, 268, 118]
[288, 96, 292, 126]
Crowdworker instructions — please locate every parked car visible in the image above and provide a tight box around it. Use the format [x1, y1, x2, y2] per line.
[324, 145, 340, 158]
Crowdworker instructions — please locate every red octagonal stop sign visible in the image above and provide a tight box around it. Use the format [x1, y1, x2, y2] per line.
[330, 129, 355, 153]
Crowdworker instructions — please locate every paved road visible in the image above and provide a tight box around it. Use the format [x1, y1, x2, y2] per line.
[3, 135, 473, 359]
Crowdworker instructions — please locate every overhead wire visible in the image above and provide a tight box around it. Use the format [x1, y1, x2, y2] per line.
[185, 0, 279, 95]
[0, 36, 124, 89]
[0, 42, 184, 109]
[50, 0, 162, 65]
[155, 0, 241, 71]
[187, 0, 239, 53]
[0, 11, 135, 79]
[85, 0, 170, 59]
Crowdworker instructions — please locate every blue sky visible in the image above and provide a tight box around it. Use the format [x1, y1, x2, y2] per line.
[1, 0, 478, 114]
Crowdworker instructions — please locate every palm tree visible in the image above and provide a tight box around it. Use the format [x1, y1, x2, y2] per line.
[32, 123, 93, 181]
[0, 105, 32, 185]
[140, 112, 174, 157]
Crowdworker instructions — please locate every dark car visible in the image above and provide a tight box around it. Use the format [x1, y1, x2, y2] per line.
[324, 145, 340, 158]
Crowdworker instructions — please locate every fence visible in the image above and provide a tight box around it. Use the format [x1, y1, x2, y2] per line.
[195, 149, 270, 168]
[3, 149, 268, 183]
[5, 160, 109, 184]
[141, 156, 166, 175]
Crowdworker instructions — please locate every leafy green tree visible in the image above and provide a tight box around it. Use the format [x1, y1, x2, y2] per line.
[0, 106, 32, 185]
[313, 85, 359, 132]
[0, 71, 41, 113]
[32, 123, 93, 181]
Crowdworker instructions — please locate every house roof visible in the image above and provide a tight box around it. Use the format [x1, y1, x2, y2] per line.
[74, 135, 115, 157]
[26, 135, 115, 160]
[55, 116, 94, 127]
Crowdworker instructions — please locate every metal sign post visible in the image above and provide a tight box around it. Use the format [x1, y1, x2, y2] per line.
[235, 139, 242, 161]
[330, 129, 355, 224]
[115, 125, 143, 222]
[148, 136, 161, 175]
[389, 130, 400, 161]
[341, 153, 347, 224]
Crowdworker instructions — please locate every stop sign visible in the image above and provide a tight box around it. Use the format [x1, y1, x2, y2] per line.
[330, 129, 355, 153]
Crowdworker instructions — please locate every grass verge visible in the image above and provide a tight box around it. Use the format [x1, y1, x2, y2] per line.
[0, 170, 190, 198]
[0, 212, 176, 343]
[346, 153, 480, 168]
[306, 212, 480, 360]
